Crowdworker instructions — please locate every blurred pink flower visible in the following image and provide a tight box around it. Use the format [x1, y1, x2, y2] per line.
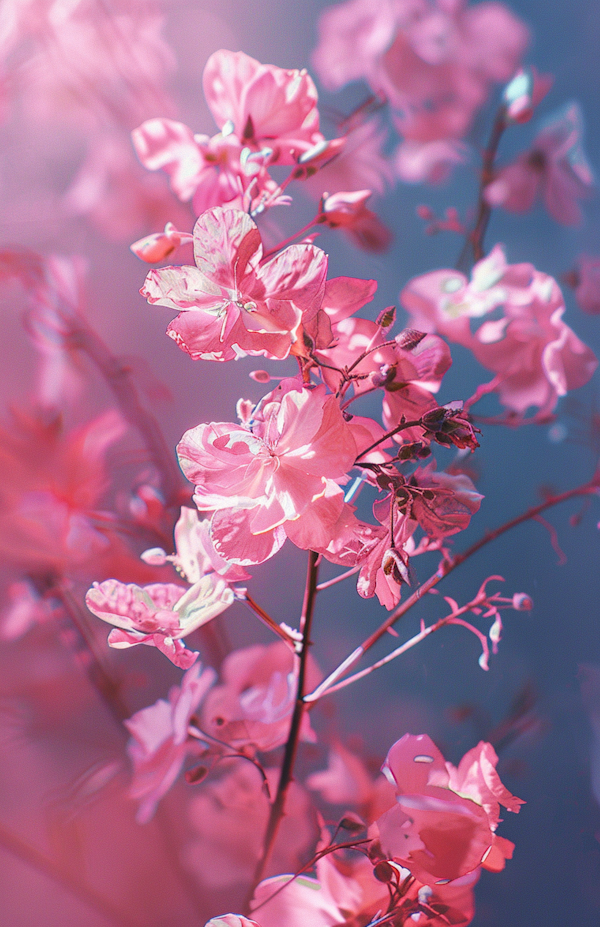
[318, 189, 392, 252]
[124, 661, 216, 823]
[395, 138, 468, 184]
[201, 642, 320, 753]
[485, 103, 595, 225]
[141, 207, 327, 362]
[313, 0, 528, 143]
[86, 575, 234, 668]
[401, 244, 598, 416]
[375, 733, 523, 882]
[177, 379, 358, 565]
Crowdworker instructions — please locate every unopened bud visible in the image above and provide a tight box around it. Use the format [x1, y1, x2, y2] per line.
[512, 592, 533, 610]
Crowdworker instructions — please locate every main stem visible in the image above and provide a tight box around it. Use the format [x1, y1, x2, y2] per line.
[456, 106, 506, 272]
[244, 549, 320, 910]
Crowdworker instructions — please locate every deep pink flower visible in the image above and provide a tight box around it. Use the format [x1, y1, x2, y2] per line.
[177, 379, 358, 564]
[375, 733, 523, 883]
[85, 576, 234, 668]
[485, 103, 594, 225]
[124, 662, 216, 823]
[141, 207, 327, 362]
[401, 245, 598, 416]
[202, 50, 324, 164]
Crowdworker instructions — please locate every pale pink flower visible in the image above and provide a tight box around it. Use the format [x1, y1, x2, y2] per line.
[201, 642, 320, 753]
[177, 379, 359, 564]
[395, 138, 468, 184]
[313, 0, 528, 143]
[202, 50, 324, 164]
[375, 733, 523, 882]
[485, 103, 595, 225]
[141, 506, 250, 585]
[141, 207, 327, 362]
[85, 576, 234, 668]
[124, 662, 216, 823]
[401, 245, 598, 416]
[252, 852, 389, 927]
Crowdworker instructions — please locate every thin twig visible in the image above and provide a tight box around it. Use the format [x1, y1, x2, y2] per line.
[305, 480, 597, 703]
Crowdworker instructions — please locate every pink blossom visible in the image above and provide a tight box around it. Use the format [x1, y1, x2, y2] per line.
[141, 207, 327, 362]
[85, 576, 234, 668]
[395, 138, 468, 184]
[501, 67, 553, 125]
[201, 642, 320, 753]
[202, 50, 323, 164]
[375, 733, 522, 882]
[132, 119, 281, 216]
[252, 852, 389, 927]
[124, 662, 216, 823]
[177, 379, 359, 564]
[313, 0, 528, 143]
[401, 245, 598, 416]
[303, 118, 393, 199]
[142, 506, 250, 585]
[485, 103, 594, 225]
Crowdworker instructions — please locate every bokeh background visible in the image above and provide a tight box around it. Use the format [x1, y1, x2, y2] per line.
[1, 0, 599, 924]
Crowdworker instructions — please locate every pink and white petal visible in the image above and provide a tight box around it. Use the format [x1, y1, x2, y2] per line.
[193, 207, 262, 285]
[132, 118, 203, 201]
[210, 508, 287, 565]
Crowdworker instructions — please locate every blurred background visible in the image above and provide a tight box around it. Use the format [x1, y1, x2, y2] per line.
[0, 0, 599, 924]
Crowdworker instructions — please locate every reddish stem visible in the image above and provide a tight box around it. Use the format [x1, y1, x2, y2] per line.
[306, 480, 597, 702]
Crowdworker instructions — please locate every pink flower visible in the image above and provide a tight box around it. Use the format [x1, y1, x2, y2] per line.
[142, 506, 250, 584]
[401, 245, 598, 416]
[313, 0, 528, 143]
[85, 576, 234, 668]
[132, 119, 281, 216]
[252, 852, 389, 927]
[485, 103, 595, 225]
[202, 50, 323, 164]
[375, 733, 523, 883]
[201, 642, 320, 753]
[141, 207, 327, 362]
[124, 662, 216, 823]
[177, 379, 359, 564]
[394, 138, 468, 184]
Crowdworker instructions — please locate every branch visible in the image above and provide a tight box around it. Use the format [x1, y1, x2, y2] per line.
[305, 480, 597, 703]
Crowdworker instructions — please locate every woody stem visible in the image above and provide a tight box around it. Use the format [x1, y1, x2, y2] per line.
[244, 549, 320, 910]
